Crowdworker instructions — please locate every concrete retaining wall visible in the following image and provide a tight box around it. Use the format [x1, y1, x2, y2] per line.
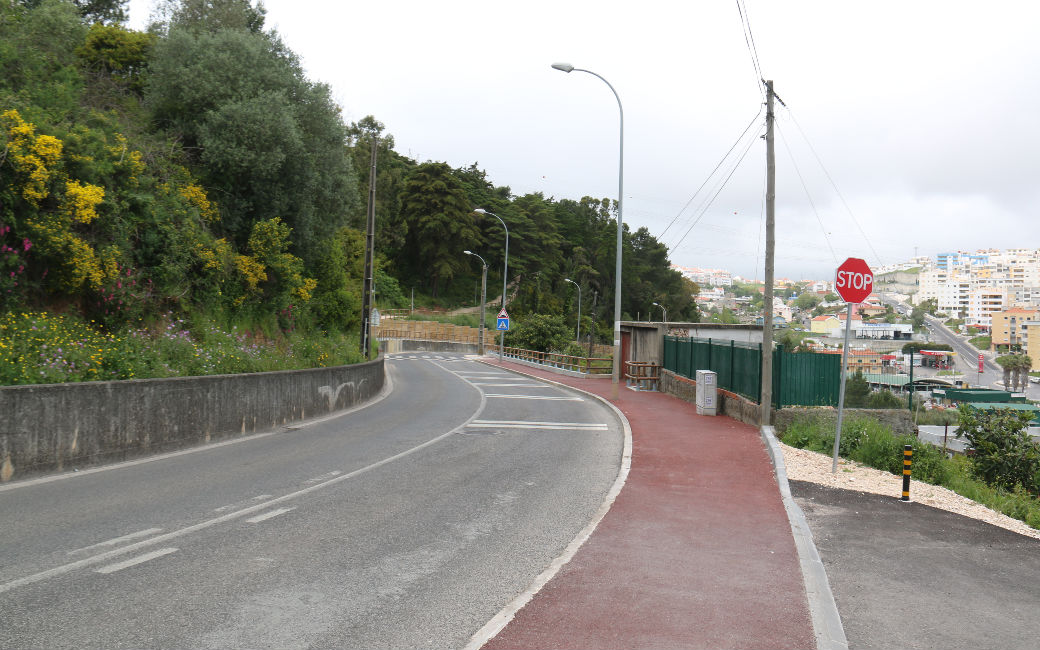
[660, 369, 916, 435]
[0, 357, 384, 482]
[379, 339, 479, 354]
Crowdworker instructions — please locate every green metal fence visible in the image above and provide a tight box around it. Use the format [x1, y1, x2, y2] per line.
[663, 336, 841, 407]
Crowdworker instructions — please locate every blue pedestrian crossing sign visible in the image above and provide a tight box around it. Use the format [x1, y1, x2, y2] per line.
[496, 308, 510, 331]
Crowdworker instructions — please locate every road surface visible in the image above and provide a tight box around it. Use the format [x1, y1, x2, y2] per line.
[0, 353, 624, 649]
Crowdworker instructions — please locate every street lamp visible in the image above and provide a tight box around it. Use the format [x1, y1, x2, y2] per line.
[473, 208, 508, 362]
[464, 250, 488, 355]
[552, 62, 624, 399]
[564, 278, 582, 341]
[652, 301, 668, 323]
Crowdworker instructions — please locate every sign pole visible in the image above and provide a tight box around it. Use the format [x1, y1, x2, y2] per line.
[495, 308, 510, 362]
[831, 303, 854, 473]
[831, 256, 873, 474]
[977, 353, 984, 387]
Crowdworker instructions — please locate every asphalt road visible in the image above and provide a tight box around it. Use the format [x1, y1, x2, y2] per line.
[793, 481, 1040, 650]
[0, 353, 624, 649]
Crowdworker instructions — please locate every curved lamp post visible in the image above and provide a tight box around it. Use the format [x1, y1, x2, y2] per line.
[652, 301, 668, 323]
[473, 208, 508, 361]
[464, 250, 488, 355]
[564, 278, 582, 341]
[552, 62, 624, 398]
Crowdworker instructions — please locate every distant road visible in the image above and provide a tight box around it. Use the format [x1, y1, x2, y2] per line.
[0, 353, 624, 649]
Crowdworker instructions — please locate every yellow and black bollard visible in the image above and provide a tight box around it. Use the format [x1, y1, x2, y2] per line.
[901, 445, 913, 502]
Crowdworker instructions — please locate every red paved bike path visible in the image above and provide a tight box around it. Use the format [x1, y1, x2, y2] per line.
[478, 359, 815, 650]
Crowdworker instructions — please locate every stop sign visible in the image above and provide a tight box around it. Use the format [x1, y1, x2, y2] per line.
[834, 257, 873, 303]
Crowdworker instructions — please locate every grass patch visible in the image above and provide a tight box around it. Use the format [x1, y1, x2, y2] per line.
[969, 335, 991, 350]
[0, 310, 365, 385]
[779, 412, 1040, 531]
[404, 313, 481, 328]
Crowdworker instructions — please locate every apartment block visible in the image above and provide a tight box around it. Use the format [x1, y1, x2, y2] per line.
[991, 307, 1040, 350]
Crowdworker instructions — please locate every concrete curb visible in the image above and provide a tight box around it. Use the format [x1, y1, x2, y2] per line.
[463, 358, 633, 650]
[760, 425, 849, 650]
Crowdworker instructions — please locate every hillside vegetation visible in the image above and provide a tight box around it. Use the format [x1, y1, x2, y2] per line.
[1, 0, 697, 384]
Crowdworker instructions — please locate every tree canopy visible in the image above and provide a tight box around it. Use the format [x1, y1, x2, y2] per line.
[1, 0, 701, 348]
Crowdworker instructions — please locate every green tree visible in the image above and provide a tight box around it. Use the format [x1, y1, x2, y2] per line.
[995, 354, 1016, 392]
[844, 370, 871, 408]
[867, 389, 902, 409]
[398, 162, 479, 297]
[76, 23, 156, 93]
[72, 0, 127, 24]
[307, 226, 363, 333]
[794, 292, 821, 310]
[345, 117, 414, 268]
[150, 0, 265, 34]
[506, 313, 570, 352]
[145, 26, 358, 256]
[956, 405, 1040, 493]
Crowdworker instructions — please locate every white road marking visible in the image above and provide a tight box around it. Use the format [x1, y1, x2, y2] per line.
[214, 494, 275, 513]
[464, 360, 633, 650]
[484, 394, 583, 401]
[304, 471, 342, 484]
[245, 507, 295, 523]
[95, 548, 179, 574]
[0, 364, 485, 596]
[471, 382, 545, 387]
[466, 420, 607, 430]
[67, 528, 163, 555]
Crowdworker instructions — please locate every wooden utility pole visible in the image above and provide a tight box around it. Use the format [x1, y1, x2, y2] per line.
[760, 80, 777, 426]
[360, 137, 377, 358]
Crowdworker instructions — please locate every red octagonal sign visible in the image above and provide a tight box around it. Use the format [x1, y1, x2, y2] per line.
[835, 257, 873, 303]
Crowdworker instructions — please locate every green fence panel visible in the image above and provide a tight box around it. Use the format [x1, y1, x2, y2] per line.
[663, 336, 841, 407]
[778, 350, 841, 406]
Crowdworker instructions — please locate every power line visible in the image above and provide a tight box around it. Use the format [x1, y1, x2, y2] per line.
[735, 0, 765, 99]
[785, 108, 885, 268]
[670, 123, 764, 252]
[775, 119, 839, 265]
[658, 108, 763, 241]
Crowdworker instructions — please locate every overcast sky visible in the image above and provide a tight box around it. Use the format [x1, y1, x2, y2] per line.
[127, 1, 1040, 282]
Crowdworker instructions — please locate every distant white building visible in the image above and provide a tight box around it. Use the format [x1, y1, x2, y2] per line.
[672, 265, 733, 287]
[966, 286, 1008, 327]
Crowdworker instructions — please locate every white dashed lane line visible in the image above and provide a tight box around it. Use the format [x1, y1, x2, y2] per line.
[484, 394, 583, 401]
[245, 507, 295, 524]
[466, 420, 608, 431]
[95, 548, 179, 575]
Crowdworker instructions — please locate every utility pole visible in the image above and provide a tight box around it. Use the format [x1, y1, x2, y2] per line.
[760, 80, 780, 426]
[360, 137, 377, 358]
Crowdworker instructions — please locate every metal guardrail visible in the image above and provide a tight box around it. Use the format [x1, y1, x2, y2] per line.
[503, 347, 613, 375]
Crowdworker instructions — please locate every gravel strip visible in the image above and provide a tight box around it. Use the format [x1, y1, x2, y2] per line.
[779, 442, 1040, 541]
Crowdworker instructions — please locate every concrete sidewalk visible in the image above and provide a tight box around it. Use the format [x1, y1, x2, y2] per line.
[471, 358, 820, 650]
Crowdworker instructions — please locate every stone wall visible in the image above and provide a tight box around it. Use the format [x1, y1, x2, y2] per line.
[0, 357, 384, 482]
[773, 407, 916, 437]
[661, 369, 762, 426]
[661, 368, 916, 435]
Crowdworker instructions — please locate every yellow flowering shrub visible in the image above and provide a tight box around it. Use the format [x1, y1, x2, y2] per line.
[26, 216, 106, 289]
[179, 183, 218, 222]
[293, 277, 318, 302]
[107, 133, 145, 186]
[196, 237, 233, 272]
[234, 253, 266, 300]
[62, 179, 105, 224]
[2, 109, 63, 205]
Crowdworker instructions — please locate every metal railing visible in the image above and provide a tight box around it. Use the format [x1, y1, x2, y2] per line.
[504, 347, 613, 375]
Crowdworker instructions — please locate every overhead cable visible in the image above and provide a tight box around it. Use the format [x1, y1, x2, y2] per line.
[659, 107, 763, 241]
